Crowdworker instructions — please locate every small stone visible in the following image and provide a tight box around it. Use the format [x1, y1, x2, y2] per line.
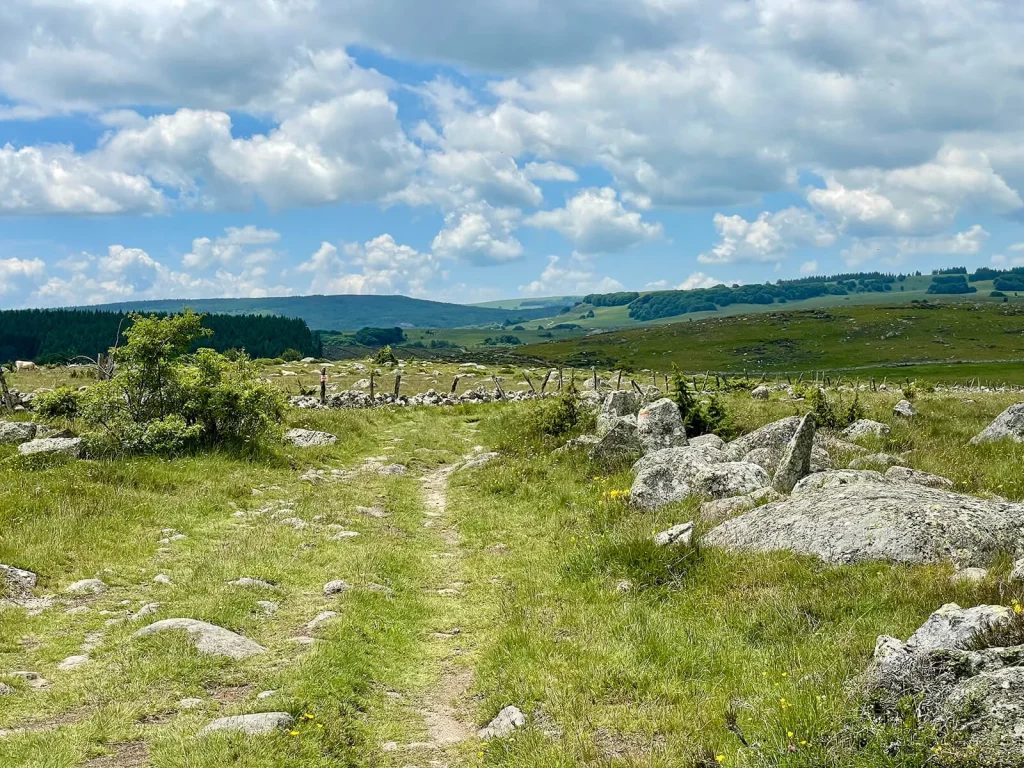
[65, 606, 90, 615]
[9, 671, 48, 689]
[951, 568, 989, 584]
[17, 437, 83, 458]
[478, 705, 527, 739]
[751, 384, 770, 400]
[654, 522, 694, 548]
[199, 712, 295, 736]
[381, 741, 399, 752]
[329, 530, 360, 540]
[284, 428, 338, 448]
[893, 399, 917, 418]
[227, 578, 276, 589]
[65, 578, 106, 595]
[57, 655, 89, 670]
[323, 580, 350, 596]
[135, 602, 162, 619]
[841, 419, 891, 440]
[0, 564, 37, 596]
[178, 697, 205, 709]
[133, 618, 266, 660]
[256, 690, 277, 699]
[0, 683, 14, 695]
[306, 611, 338, 630]
[290, 636, 317, 646]
[256, 601, 279, 616]
[279, 518, 308, 529]
[153, 574, 173, 585]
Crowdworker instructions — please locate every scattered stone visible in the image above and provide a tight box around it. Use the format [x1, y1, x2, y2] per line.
[329, 530, 360, 540]
[706, 482, 1024, 565]
[17, 437, 82, 458]
[227, 578, 276, 589]
[323, 580, 350, 596]
[256, 690, 277, 699]
[630, 462, 692, 511]
[199, 712, 295, 736]
[178, 697, 205, 709]
[848, 452, 905, 470]
[284, 429, 338, 448]
[0, 421, 37, 444]
[65, 578, 106, 595]
[133, 619, 266, 659]
[884, 465, 954, 489]
[840, 419, 891, 440]
[721, 417, 801, 462]
[751, 384, 770, 400]
[596, 391, 640, 435]
[951, 567, 988, 584]
[158, 533, 187, 544]
[771, 413, 816, 494]
[57, 655, 89, 670]
[589, 418, 641, 465]
[654, 522, 694, 548]
[615, 580, 632, 593]
[8, 671, 47, 689]
[255, 601, 278, 617]
[970, 403, 1024, 444]
[278, 517, 308, 529]
[355, 505, 387, 518]
[893, 399, 917, 418]
[135, 603, 161, 619]
[462, 452, 499, 470]
[0, 683, 13, 695]
[478, 706, 527, 739]
[0, 564, 37, 596]
[153, 574, 173, 585]
[1011, 558, 1024, 583]
[636, 398, 687, 453]
[692, 462, 769, 499]
[791, 469, 887, 495]
[65, 606, 90, 615]
[906, 603, 1011, 652]
[306, 611, 338, 630]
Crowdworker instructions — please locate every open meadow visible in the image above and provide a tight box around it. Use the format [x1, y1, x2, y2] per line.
[4, 341, 1024, 767]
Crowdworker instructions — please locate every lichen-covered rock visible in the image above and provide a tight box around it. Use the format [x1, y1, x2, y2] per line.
[632, 444, 724, 477]
[596, 391, 640, 436]
[0, 421, 37, 444]
[0, 564, 37, 596]
[589, 418, 641, 465]
[692, 462, 770, 499]
[705, 483, 1024, 565]
[636, 398, 686, 453]
[841, 419, 891, 440]
[133, 618, 266, 659]
[200, 712, 294, 736]
[893, 399, 917, 418]
[65, 578, 106, 595]
[884, 465, 953, 489]
[772, 413, 816, 494]
[284, 429, 337, 448]
[688, 434, 725, 450]
[971, 402, 1024, 444]
[18, 437, 82, 458]
[751, 385, 770, 400]
[478, 705, 527, 739]
[722, 417, 801, 462]
[860, 603, 1024, 760]
[699, 488, 782, 524]
[654, 521, 694, 547]
[630, 463, 692, 511]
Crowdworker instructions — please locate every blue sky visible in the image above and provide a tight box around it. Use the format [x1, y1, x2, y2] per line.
[1, 0, 1023, 307]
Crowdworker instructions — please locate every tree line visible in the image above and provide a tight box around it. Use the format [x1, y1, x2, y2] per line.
[0, 308, 320, 364]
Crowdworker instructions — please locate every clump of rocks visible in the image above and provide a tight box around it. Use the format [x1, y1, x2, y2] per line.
[861, 602, 1024, 760]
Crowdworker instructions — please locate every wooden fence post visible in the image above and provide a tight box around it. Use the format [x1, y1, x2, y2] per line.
[450, 375, 460, 395]
[0, 370, 13, 413]
[540, 370, 552, 394]
[393, 372, 402, 399]
[558, 368, 563, 392]
[592, 367, 598, 391]
[523, 371, 536, 393]
[492, 375, 507, 401]
[616, 370, 623, 390]
[369, 371, 375, 401]
[320, 367, 327, 404]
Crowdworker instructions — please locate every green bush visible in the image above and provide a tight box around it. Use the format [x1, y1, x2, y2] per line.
[79, 311, 284, 455]
[280, 348, 302, 362]
[372, 345, 397, 365]
[33, 387, 81, 422]
[670, 367, 732, 437]
[807, 388, 864, 430]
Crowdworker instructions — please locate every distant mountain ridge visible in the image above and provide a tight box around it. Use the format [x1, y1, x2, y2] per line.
[78, 294, 552, 331]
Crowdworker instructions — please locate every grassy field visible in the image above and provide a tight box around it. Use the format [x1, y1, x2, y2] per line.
[2, 379, 1024, 766]
[517, 301, 1024, 385]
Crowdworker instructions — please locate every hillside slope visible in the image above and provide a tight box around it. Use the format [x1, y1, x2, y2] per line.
[81, 294, 551, 331]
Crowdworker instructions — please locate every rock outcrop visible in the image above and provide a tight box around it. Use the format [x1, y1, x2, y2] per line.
[284, 429, 338, 448]
[692, 462, 770, 499]
[200, 712, 295, 736]
[971, 403, 1024, 444]
[589, 418, 641, 465]
[18, 437, 82, 458]
[705, 482, 1024, 566]
[893, 399, 917, 418]
[841, 420, 891, 440]
[133, 618, 266, 659]
[771, 413, 816, 494]
[636, 398, 686, 453]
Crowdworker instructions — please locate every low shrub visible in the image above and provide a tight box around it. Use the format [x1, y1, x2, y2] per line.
[33, 386, 81, 422]
[671, 366, 733, 437]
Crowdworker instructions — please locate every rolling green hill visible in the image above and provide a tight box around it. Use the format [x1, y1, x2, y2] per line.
[80, 294, 552, 331]
[518, 301, 1024, 384]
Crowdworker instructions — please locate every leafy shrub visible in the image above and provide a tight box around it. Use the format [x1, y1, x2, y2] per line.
[807, 387, 864, 429]
[280, 348, 302, 362]
[79, 311, 284, 455]
[670, 367, 732, 437]
[34, 387, 81, 422]
[902, 382, 917, 401]
[372, 345, 397, 365]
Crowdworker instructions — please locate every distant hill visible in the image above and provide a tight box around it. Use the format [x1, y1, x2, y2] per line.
[80, 294, 552, 331]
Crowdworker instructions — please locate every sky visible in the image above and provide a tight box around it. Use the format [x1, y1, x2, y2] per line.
[1, 0, 1024, 308]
